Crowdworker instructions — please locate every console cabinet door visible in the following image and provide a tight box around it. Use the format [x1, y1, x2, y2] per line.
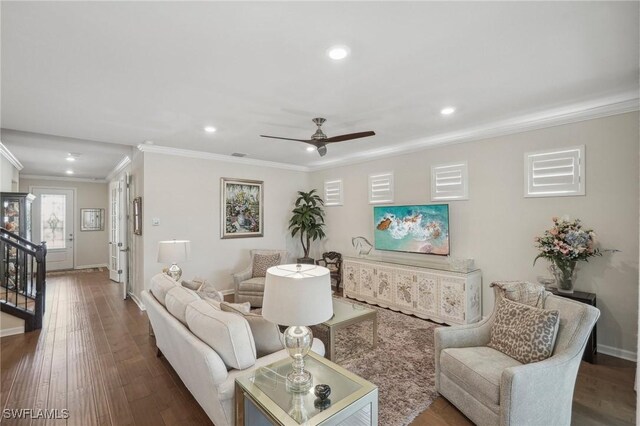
[343, 262, 360, 296]
[394, 269, 415, 311]
[374, 266, 394, 304]
[415, 272, 439, 317]
[359, 265, 375, 299]
[439, 278, 466, 323]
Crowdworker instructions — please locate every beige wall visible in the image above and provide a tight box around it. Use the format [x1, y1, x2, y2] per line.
[19, 179, 109, 268]
[129, 151, 145, 304]
[0, 155, 19, 192]
[310, 112, 639, 357]
[139, 152, 310, 300]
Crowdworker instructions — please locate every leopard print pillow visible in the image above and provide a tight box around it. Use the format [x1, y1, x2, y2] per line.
[488, 297, 560, 364]
[252, 253, 281, 278]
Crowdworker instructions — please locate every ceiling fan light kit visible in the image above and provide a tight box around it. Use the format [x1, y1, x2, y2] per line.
[260, 117, 375, 157]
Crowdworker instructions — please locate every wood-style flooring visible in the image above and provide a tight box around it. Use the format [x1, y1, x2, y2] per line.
[0, 271, 636, 425]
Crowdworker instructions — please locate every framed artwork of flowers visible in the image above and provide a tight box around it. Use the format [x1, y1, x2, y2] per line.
[221, 178, 263, 239]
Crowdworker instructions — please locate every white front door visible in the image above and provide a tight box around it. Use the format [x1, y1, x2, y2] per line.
[31, 188, 75, 271]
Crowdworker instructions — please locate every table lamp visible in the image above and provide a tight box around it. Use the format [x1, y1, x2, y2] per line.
[157, 240, 191, 282]
[262, 264, 333, 393]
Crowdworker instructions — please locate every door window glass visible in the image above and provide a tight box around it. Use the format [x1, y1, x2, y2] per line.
[41, 194, 66, 249]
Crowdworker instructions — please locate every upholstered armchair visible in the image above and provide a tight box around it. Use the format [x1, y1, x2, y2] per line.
[435, 287, 599, 426]
[232, 249, 287, 307]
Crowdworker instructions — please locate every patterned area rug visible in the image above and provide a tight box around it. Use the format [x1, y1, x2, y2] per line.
[312, 298, 441, 426]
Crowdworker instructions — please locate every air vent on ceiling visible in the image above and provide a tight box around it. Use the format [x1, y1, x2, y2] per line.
[231, 153, 247, 157]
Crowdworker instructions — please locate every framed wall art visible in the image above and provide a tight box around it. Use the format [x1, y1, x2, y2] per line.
[80, 208, 105, 231]
[133, 197, 142, 235]
[221, 178, 263, 239]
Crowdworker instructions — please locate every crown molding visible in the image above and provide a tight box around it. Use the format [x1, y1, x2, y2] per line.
[0, 142, 24, 171]
[308, 91, 640, 171]
[19, 174, 108, 184]
[106, 155, 132, 181]
[137, 144, 310, 172]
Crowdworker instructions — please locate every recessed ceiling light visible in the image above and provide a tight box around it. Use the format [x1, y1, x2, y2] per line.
[441, 107, 456, 115]
[327, 45, 350, 60]
[65, 170, 74, 175]
[204, 126, 217, 133]
[306, 146, 315, 152]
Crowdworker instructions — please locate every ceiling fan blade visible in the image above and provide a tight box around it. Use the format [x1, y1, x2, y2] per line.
[324, 131, 376, 143]
[260, 135, 312, 143]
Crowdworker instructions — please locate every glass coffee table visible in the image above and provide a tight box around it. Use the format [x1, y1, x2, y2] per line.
[235, 351, 378, 425]
[321, 297, 378, 362]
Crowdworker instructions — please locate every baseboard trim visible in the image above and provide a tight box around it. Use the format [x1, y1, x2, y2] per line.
[128, 292, 146, 311]
[598, 344, 637, 362]
[0, 326, 25, 338]
[75, 264, 108, 270]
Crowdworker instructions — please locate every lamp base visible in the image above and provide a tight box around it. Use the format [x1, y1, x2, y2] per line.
[166, 263, 183, 282]
[284, 325, 313, 393]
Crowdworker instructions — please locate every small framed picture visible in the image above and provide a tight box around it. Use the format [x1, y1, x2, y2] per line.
[80, 208, 104, 231]
[221, 178, 263, 239]
[133, 197, 142, 235]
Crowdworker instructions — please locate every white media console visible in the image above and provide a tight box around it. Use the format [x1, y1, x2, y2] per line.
[342, 256, 482, 325]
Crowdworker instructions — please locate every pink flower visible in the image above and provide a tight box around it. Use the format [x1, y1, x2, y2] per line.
[552, 216, 558, 222]
[550, 228, 558, 236]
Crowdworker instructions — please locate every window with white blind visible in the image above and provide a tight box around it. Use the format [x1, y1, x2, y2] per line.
[525, 146, 585, 197]
[368, 172, 394, 204]
[431, 161, 468, 201]
[324, 179, 343, 206]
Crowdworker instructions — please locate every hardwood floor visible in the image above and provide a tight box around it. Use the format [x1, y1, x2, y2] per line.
[1, 270, 636, 425]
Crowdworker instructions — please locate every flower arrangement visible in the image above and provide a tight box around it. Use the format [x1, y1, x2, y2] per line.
[534, 217, 601, 293]
[534, 217, 600, 264]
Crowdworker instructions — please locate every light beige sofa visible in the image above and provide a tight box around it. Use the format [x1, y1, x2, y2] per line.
[143, 273, 325, 426]
[435, 287, 599, 426]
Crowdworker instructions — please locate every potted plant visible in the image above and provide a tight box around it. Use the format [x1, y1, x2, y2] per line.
[534, 217, 601, 294]
[289, 189, 326, 264]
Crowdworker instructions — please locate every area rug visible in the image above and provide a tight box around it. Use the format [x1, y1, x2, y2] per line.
[312, 298, 441, 426]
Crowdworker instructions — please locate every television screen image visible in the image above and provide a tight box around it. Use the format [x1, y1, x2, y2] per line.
[374, 204, 450, 255]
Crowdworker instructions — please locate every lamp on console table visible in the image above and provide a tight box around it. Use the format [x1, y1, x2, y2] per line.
[157, 240, 191, 282]
[262, 264, 333, 393]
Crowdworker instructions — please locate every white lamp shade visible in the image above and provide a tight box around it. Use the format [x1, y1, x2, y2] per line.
[262, 264, 333, 326]
[157, 240, 191, 263]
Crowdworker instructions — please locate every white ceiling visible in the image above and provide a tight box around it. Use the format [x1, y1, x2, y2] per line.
[1, 1, 638, 179]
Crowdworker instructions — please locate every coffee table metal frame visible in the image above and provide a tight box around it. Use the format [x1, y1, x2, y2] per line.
[323, 298, 378, 362]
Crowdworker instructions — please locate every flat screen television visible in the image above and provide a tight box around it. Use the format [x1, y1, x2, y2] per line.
[373, 204, 450, 256]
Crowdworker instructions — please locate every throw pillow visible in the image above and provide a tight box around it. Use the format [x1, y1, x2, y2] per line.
[488, 298, 560, 364]
[490, 281, 548, 308]
[181, 279, 202, 291]
[252, 253, 281, 278]
[204, 298, 250, 313]
[220, 302, 284, 357]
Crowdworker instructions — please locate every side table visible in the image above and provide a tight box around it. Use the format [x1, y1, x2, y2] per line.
[548, 288, 597, 363]
[235, 351, 378, 425]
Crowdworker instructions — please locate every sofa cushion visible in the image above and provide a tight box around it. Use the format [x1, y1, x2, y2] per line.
[185, 300, 256, 370]
[220, 302, 284, 357]
[252, 253, 281, 278]
[488, 298, 560, 364]
[238, 277, 266, 292]
[150, 273, 180, 306]
[441, 346, 521, 408]
[165, 286, 201, 325]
